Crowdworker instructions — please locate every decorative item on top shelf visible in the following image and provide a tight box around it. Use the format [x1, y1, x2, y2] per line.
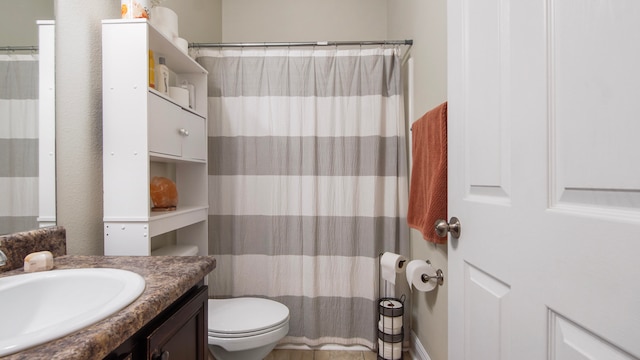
[377, 296, 404, 360]
[150, 176, 178, 211]
[121, 0, 165, 19]
[121, 0, 150, 19]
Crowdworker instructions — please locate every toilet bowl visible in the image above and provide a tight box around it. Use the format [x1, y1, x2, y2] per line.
[207, 297, 290, 360]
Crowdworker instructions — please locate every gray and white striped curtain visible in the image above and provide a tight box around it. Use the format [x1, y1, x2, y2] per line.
[198, 47, 409, 348]
[0, 54, 39, 235]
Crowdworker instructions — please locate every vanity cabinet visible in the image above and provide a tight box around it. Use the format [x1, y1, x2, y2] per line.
[105, 283, 208, 360]
[101, 19, 208, 256]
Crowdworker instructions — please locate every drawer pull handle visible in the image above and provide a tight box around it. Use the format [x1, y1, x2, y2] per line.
[178, 128, 190, 136]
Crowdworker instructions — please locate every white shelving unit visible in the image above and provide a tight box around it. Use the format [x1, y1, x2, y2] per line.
[102, 19, 208, 256]
[38, 20, 56, 229]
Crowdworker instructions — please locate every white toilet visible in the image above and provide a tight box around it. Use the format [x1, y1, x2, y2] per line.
[207, 297, 290, 360]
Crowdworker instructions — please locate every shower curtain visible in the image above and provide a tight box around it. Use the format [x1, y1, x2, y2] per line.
[198, 46, 409, 348]
[0, 54, 39, 235]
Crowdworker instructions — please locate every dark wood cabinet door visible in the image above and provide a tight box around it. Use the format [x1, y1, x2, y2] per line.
[106, 284, 209, 360]
[147, 286, 208, 360]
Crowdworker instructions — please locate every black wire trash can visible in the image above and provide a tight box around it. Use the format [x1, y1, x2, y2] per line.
[377, 296, 404, 360]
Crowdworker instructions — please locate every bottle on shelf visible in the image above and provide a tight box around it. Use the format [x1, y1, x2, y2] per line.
[181, 80, 196, 110]
[156, 56, 170, 94]
[148, 50, 155, 89]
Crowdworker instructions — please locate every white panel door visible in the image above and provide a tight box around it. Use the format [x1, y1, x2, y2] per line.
[448, 0, 640, 359]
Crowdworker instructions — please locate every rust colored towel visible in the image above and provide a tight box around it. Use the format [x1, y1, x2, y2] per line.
[407, 102, 448, 244]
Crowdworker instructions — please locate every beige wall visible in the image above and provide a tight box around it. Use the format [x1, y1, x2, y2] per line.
[160, 0, 222, 43]
[388, 1, 448, 360]
[55, 1, 119, 255]
[221, 0, 387, 42]
[0, 0, 53, 46]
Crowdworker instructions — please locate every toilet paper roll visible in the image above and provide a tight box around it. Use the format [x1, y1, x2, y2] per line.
[169, 86, 189, 108]
[174, 37, 188, 54]
[380, 314, 403, 327]
[380, 252, 407, 285]
[150, 7, 179, 40]
[378, 339, 403, 360]
[405, 260, 437, 292]
[379, 298, 403, 317]
[378, 316, 403, 335]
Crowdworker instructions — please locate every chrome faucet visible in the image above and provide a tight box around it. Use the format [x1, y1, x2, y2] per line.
[0, 249, 7, 267]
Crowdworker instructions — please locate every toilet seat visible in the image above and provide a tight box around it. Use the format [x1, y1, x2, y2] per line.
[207, 322, 290, 353]
[207, 297, 290, 338]
[208, 322, 288, 339]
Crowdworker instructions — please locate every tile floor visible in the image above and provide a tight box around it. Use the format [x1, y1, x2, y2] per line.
[209, 349, 409, 360]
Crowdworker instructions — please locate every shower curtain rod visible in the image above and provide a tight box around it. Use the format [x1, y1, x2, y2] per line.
[0, 45, 38, 52]
[189, 39, 412, 49]
[190, 40, 414, 64]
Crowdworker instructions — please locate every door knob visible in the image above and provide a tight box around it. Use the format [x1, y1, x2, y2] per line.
[434, 217, 461, 239]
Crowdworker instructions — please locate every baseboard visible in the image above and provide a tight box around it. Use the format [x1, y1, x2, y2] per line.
[409, 331, 431, 360]
[276, 344, 371, 351]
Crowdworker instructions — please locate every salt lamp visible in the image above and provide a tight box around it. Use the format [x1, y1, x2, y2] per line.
[150, 176, 178, 211]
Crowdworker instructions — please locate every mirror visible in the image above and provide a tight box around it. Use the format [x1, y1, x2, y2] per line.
[0, 1, 55, 235]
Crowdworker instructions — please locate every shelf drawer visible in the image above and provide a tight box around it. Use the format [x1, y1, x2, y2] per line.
[148, 92, 206, 161]
[149, 92, 182, 157]
[182, 111, 206, 161]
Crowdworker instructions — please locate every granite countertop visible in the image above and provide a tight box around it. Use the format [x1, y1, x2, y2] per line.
[0, 254, 216, 360]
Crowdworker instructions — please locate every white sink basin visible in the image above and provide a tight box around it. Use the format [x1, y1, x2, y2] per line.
[0, 268, 146, 356]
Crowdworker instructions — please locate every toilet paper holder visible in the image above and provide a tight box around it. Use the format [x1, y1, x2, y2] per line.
[422, 260, 444, 286]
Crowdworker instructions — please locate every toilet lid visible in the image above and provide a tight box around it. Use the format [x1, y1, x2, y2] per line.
[208, 297, 289, 336]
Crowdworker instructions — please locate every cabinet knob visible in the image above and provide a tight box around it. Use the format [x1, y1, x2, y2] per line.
[178, 128, 190, 136]
[152, 350, 170, 360]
